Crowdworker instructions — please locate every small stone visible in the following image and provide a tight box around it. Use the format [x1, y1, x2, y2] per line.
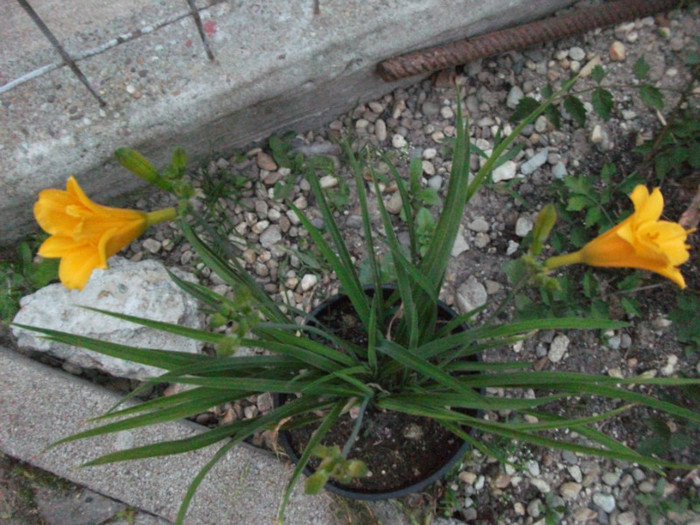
[534, 115, 548, 133]
[456, 276, 487, 313]
[492, 160, 517, 182]
[468, 217, 490, 233]
[610, 41, 627, 62]
[257, 151, 278, 171]
[638, 481, 654, 493]
[427, 175, 443, 190]
[506, 240, 519, 256]
[593, 492, 616, 513]
[507, 86, 524, 109]
[591, 124, 605, 144]
[527, 498, 543, 518]
[579, 55, 602, 77]
[569, 46, 585, 61]
[385, 192, 403, 214]
[459, 471, 477, 485]
[259, 225, 282, 248]
[319, 175, 338, 189]
[403, 423, 424, 440]
[602, 471, 621, 487]
[485, 280, 502, 294]
[526, 460, 540, 477]
[530, 478, 550, 494]
[515, 216, 533, 237]
[142, 238, 161, 254]
[257, 392, 273, 413]
[355, 118, 369, 129]
[572, 507, 598, 523]
[548, 334, 570, 363]
[252, 220, 269, 235]
[560, 482, 582, 500]
[375, 119, 387, 141]
[474, 233, 489, 248]
[451, 228, 470, 256]
[494, 474, 511, 489]
[422, 101, 440, 116]
[300, 274, 318, 291]
[661, 354, 678, 376]
[520, 149, 549, 175]
[422, 160, 435, 176]
[562, 450, 579, 465]
[423, 147, 437, 159]
[440, 106, 454, 119]
[617, 511, 637, 525]
[392, 134, 407, 148]
[552, 162, 567, 179]
[568, 465, 583, 483]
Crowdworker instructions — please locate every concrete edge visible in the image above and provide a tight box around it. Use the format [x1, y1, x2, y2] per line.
[2, 345, 401, 524]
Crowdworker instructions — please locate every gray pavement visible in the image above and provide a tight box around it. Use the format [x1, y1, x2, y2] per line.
[0, 0, 574, 245]
[0, 346, 344, 524]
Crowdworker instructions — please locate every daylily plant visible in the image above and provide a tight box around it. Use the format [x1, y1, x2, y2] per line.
[546, 185, 694, 288]
[20, 80, 697, 525]
[34, 176, 176, 290]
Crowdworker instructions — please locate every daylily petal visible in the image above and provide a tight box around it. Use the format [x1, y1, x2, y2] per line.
[58, 246, 103, 290]
[547, 185, 692, 289]
[37, 236, 78, 258]
[33, 177, 165, 290]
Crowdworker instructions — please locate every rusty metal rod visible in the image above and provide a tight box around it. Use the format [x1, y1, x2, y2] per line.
[377, 0, 681, 81]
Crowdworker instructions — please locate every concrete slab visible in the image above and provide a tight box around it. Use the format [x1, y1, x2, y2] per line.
[0, 346, 341, 524]
[0, 1, 62, 83]
[0, 0, 574, 245]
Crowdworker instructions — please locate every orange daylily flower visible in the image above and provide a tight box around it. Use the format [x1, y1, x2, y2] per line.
[546, 185, 693, 288]
[34, 176, 177, 290]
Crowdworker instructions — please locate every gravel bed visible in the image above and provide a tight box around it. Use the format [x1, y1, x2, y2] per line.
[25, 4, 700, 525]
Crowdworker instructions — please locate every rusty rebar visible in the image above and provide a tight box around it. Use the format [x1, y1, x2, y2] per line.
[377, 0, 681, 81]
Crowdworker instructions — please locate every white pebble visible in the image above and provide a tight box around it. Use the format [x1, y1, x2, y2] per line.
[391, 134, 407, 148]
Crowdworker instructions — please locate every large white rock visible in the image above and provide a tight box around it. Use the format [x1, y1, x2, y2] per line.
[12, 257, 203, 380]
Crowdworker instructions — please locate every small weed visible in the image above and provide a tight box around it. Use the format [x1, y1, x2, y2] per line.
[635, 479, 700, 525]
[668, 292, 700, 358]
[637, 417, 698, 458]
[0, 238, 58, 322]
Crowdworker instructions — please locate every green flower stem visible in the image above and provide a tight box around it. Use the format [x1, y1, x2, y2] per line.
[146, 207, 178, 227]
[544, 251, 584, 269]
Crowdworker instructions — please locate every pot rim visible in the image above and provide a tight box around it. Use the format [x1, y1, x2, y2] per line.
[276, 284, 480, 500]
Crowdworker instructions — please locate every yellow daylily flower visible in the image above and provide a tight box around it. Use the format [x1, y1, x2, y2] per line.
[34, 176, 177, 290]
[545, 185, 693, 288]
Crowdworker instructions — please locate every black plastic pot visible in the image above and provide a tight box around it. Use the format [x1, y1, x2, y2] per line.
[276, 285, 479, 501]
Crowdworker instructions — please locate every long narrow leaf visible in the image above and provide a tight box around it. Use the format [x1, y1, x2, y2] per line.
[12, 323, 208, 369]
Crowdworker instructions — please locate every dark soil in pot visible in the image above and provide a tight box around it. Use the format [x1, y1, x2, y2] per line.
[278, 286, 478, 498]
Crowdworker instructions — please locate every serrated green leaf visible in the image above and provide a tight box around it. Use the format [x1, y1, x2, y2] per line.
[633, 56, 650, 79]
[417, 188, 440, 206]
[545, 104, 561, 129]
[639, 84, 664, 110]
[510, 97, 540, 123]
[564, 96, 586, 127]
[620, 297, 641, 318]
[566, 195, 589, 212]
[592, 88, 613, 121]
[590, 65, 606, 84]
[584, 206, 602, 228]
